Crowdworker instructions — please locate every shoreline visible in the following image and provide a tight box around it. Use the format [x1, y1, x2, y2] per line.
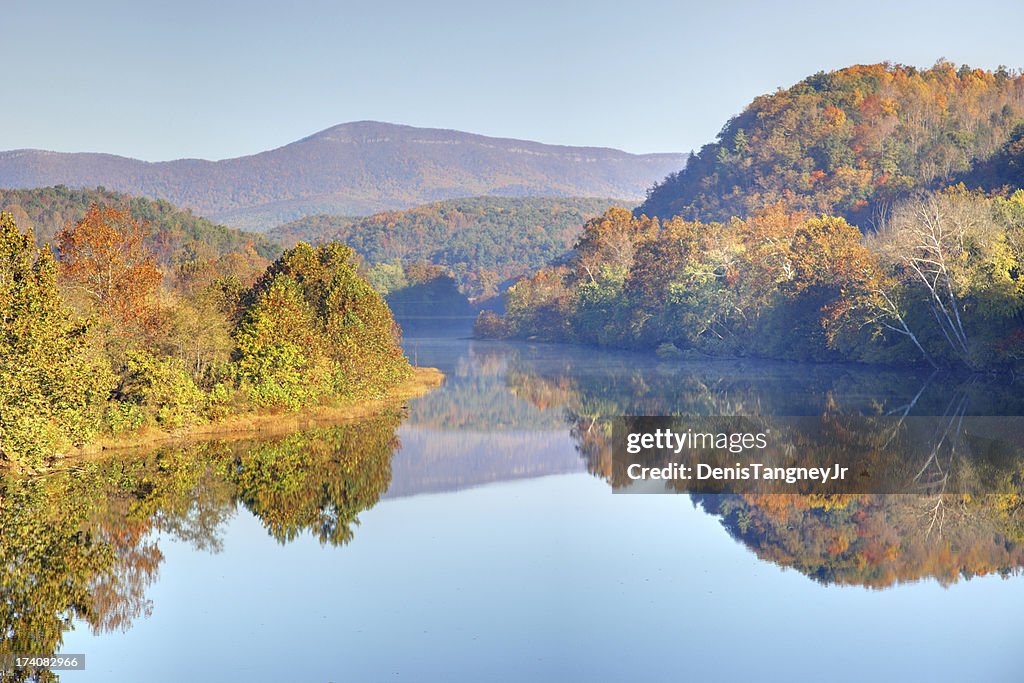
[68, 366, 445, 458]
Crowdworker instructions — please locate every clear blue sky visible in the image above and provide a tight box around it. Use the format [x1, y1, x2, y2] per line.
[5, 0, 1023, 161]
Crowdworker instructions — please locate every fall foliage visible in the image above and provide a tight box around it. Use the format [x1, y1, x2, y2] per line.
[268, 196, 624, 300]
[0, 213, 112, 465]
[57, 204, 162, 328]
[0, 205, 414, 470]
[640, 62, 1024, 227]
[0, 185, 279, 263]
[482, 190, 1024, 370]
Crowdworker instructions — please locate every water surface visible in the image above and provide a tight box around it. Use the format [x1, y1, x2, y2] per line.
[5, 335, 1022, 682]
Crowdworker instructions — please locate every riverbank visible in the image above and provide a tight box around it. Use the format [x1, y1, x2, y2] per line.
[66, 366, 445, 459]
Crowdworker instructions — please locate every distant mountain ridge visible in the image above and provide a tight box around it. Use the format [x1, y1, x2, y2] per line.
[0, 122, 687, 230]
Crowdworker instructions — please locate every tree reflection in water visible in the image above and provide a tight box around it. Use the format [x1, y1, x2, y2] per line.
[501, 344, 1024, 589]
[0, 414, 400, 682]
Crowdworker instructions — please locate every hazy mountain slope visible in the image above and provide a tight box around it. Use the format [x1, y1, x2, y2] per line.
[267, 196, 626, 296]
[0, 122, 686, 230]
[638, 62, 1024, 226]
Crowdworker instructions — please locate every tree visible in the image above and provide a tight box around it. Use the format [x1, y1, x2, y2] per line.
[56, 204, 162, 328]
[504, 267, 573, 341]
[233, 242, 411, 407]
[569, 208, 657, 286]
[871, 191, 1024, 367]
[233, 275, 324, 408]
[0, 213, 112, 467]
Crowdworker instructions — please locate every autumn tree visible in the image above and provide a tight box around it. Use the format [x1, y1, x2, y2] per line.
[56, 203, 162, 328]
[872, 190, 1024, 367]
[568, 208, 657, 286]
[503, 266, 573, 341]
[623, 216, 723, 348]
[156, 246, 272, 379]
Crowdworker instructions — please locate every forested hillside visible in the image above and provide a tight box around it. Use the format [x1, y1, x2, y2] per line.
[481, 63, 1024, 370]
[0, 186, 280, 263]
[639, 62, 1024, 226]
[269, 196, 625, 298]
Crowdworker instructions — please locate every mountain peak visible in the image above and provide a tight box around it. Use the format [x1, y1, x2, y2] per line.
[0, 124, 687, 230]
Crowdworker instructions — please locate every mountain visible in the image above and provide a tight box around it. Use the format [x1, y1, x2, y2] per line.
[638, 62, 1024, 227]
[0, 122, 687, 231]
[0, 185, 280, 263]
[267, 196, 626, 298]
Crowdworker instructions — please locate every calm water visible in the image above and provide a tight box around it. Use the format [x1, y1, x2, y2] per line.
[5, 334, 1023, 682]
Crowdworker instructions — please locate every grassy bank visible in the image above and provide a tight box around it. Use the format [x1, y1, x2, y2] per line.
[63, 366, 444, 459]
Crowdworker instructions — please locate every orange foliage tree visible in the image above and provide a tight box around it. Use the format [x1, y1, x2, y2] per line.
[56, 204, 162, 327]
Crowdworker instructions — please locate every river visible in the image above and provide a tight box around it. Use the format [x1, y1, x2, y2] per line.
[5, 332, 1022, 682]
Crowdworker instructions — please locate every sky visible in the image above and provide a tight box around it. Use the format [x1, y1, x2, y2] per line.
[4, 0, 1024, 161]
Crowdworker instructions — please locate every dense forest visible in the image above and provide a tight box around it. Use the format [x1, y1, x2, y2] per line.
[639, 62, 1024, 226]
[376, 262, 476, 333]
[268, 196, 624, 299]
[480, 63, 1024, 370]
[964, 120, 1024, 191]
[0, 205, 413, 471]
[0, 186, 280, 263]
[479, 195, 1024, 368]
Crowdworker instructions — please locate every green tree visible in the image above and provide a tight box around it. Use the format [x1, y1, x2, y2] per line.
[0, 213, 113, 468]
[234, 242, 411, 408]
